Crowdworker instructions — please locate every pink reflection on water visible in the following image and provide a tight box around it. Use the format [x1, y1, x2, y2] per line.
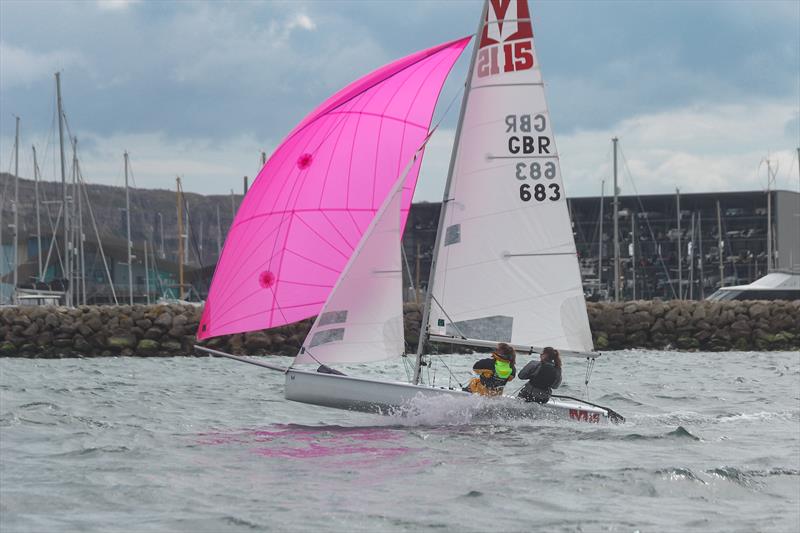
[197, 424, 423, 464]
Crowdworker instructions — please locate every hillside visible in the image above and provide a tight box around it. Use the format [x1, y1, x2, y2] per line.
[0, 172, 243, 266]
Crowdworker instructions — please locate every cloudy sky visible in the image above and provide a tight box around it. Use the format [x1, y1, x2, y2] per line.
[1, 0, 798, 201]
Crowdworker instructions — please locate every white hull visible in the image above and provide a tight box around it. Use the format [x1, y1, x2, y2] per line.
[285, 368, 609, 423]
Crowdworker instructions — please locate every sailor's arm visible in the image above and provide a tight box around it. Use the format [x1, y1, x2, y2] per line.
[518, 361, 539, 380]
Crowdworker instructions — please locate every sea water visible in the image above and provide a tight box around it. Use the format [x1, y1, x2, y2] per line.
[1, 350, 798, 532]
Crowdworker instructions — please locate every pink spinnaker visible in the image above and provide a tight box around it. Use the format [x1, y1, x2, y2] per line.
[198, 37, 470, 340]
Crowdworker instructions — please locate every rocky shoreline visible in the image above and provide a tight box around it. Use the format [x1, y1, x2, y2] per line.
[1, 300, 798, 358]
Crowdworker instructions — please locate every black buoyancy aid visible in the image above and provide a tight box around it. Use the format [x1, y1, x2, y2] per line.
[529, 362, 560, 390]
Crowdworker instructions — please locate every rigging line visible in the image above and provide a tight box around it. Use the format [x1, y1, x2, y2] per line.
[294, 345, 326, 369]
[149, 241, 168, 298]
[401, 354, 413, 383]
[583, 357, 596, 400]
[79, 168, 118, 304]
[432, 352, 464, 388]
[181, 189, 208, 291]
[589, 144, 614, 250]
[401, 239, 415, 296]
[430, 294, 467, 339]
[37, 167, 66, 279]
[618, 144, 678, 299]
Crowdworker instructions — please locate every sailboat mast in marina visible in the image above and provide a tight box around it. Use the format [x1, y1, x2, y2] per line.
[197, 0, 622, 424]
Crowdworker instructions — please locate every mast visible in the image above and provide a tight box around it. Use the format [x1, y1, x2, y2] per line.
[413, 1, 488, 384]
[124, 151, 133, 305]
[630, 209, 635, 300]
[612, 137, 619, 302]
[184, 202, 190, 265]
[158, 212, 165, 258]
[697, 211, 704, 299]
[56, 72, 70, 306]
[598, 180, 604, 298]
[260, 151, 267, 167]
[765, 159, 774, 272]
[716, 200, 724, 288]
[676, 188, 682, 300]
[243, 176, 249, 195]
[689, 212, 695, 300]
[73, 138, 86, 305]
[198, 218, 204, 264]
[32, 146, 43, 281]
[215, 205, 222, 255]
[177, 177, 184, 298]
[144, 240, 150, 304]
[13, 116, 19, 299]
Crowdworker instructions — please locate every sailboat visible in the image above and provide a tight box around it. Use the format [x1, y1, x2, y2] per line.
[197, 0, 623, 424]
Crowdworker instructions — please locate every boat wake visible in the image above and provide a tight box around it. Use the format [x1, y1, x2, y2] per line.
[378, 393, 572, 427]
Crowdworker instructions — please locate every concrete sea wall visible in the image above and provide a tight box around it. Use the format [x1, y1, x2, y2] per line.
[1, 300, 798, 358]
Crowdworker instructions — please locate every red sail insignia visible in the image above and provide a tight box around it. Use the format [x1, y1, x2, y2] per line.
[477, 0, 534, 78]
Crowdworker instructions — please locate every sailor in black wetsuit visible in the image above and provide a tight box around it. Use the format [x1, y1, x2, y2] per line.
[517, 346, 562, 404]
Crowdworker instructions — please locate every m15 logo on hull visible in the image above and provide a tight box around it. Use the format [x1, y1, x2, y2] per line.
[477, 0, 534, 78]
[569, 409, 601, 423]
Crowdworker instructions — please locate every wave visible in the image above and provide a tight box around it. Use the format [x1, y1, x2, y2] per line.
[48, 445, 132, 458]
[629, 409, 799, 426]
[656, 467, 708, 484]
[620, 425, 702, 441]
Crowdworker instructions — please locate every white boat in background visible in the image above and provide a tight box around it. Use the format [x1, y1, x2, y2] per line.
[707, 271, 800, 301]
[196, 0, 623, 424]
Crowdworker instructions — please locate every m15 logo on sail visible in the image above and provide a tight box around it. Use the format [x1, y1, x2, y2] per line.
[477, 0, 534, 78]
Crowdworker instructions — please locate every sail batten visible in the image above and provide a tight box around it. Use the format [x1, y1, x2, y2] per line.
[199, 37, 470, 340]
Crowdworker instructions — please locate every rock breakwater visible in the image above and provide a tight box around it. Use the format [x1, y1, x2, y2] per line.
[1, 300, 797, 358]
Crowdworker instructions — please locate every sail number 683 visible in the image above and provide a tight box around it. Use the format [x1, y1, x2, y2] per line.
[520, 183, 560, 202]
[515, 161, 556, 180]
[516, 161, 560, 202]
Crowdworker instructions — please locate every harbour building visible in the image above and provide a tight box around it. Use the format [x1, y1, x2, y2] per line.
[403, 190, 800, 302]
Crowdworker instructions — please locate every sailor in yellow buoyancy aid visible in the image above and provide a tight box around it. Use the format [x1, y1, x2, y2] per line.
[463, 343, 517, 396]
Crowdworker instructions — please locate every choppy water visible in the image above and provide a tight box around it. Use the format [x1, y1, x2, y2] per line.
[1, 350, 799, 532]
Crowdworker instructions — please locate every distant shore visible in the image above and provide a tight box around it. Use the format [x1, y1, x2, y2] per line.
[1, 300, 798, 358]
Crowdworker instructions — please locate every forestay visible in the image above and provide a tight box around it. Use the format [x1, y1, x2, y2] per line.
[426, 0, 593, 352]
[198, 37, 470, 340]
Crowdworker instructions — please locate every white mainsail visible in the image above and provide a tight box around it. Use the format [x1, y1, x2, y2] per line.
[294, 156, 416, 365]
[426, 0, 593, 352]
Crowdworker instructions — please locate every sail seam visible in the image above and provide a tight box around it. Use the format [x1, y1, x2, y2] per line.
[326, 110, 428, 131]
[211, 300, 326, 334]
[371, 57, 431, 209]
[278, 38, 470, 153]
[216, 114, 339, 305]
[320, 210, 357, 251]
[210, 226, 285, 316]
[294, 212, 352, 261]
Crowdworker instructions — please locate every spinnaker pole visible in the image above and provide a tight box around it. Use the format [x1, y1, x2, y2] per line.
[413, 1, 488, 385]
